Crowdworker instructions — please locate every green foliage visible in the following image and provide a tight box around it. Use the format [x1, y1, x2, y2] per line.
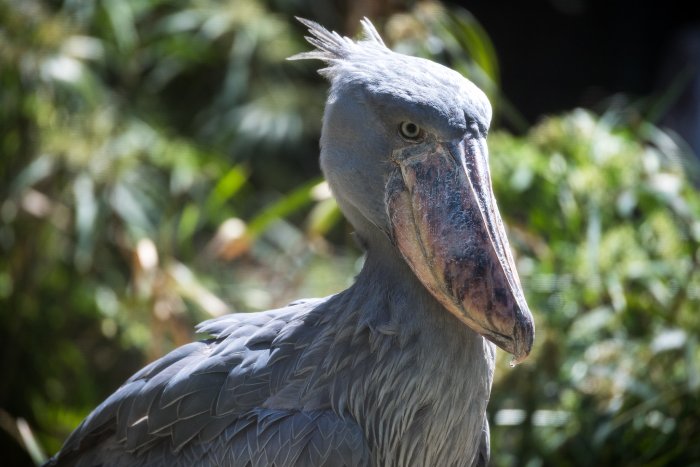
[0, 0, 353, 462]
[488, 109, 700, 466]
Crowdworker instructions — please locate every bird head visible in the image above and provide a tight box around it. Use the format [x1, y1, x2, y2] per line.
[291, 18, 534, 363]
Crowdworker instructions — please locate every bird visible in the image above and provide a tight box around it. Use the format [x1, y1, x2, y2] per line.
[46, 17, 535, 467]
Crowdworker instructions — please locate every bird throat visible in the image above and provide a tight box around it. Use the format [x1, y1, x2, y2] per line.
[314, 245, 495, 466]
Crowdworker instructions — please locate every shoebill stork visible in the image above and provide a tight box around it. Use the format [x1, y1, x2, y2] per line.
[47, 18, 534, 467]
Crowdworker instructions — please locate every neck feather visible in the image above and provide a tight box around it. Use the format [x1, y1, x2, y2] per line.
[304, 231, 495, 466]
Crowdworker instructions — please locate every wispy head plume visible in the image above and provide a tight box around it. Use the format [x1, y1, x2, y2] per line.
[288, 17, 389, 78]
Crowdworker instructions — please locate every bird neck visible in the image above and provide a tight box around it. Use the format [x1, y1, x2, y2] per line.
[318, 230, 494, 465]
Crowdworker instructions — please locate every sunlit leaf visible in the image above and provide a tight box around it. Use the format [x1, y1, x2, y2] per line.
[247, 177, 322, 237]
[306, 198, 342, 238]
[73, 173, 98, 271]
[110, 182, 153, 236]
[205, 164, 249, 218]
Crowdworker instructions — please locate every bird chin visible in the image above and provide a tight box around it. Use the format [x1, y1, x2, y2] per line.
[385, 138, 534, 363]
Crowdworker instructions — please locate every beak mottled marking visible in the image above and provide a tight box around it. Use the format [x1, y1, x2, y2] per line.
[386, 138, 534, 361]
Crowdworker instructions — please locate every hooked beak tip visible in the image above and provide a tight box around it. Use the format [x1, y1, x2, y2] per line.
[509, 308, 535, 365]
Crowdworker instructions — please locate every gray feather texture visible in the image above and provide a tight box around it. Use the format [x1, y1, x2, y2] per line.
[47, 18, 498, 467]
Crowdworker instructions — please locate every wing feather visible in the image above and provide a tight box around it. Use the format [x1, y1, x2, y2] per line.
[47, 297, 370, 466]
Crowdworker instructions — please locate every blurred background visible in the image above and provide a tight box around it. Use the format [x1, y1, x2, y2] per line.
[2, 0, 699, 465]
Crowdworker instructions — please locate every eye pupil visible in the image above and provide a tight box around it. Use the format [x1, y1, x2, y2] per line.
[399, 121, 422, 140]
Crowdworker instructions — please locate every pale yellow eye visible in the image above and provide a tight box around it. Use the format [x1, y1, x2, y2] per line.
[399, 121, 423, 141]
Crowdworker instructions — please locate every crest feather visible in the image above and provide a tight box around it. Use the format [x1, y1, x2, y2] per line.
[359, 17, 386, 47]
[288, 17, 386, 64]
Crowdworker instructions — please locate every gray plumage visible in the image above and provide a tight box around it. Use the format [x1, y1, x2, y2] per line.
[47, 17, 535, 467]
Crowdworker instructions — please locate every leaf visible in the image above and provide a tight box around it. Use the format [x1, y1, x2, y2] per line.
[306, 198, 342, 238]
[247, 177, 322, 238]
[110, 182, 153, 236]
[205, 164, 249, 218]
[9, 155, 55, 195]
[176, 202, 200, 245]
[73, 173, 98, 271]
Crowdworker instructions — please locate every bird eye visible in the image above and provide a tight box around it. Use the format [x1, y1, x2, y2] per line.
[399, 121, 423, 141]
